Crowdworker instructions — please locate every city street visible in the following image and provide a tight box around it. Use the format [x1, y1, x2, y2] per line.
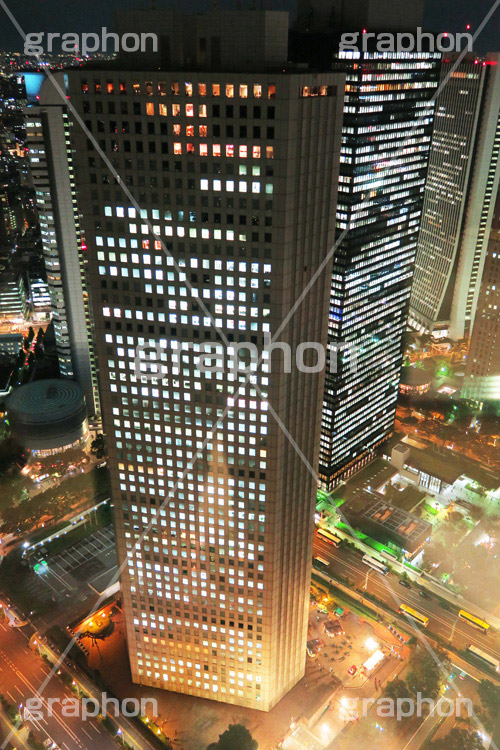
[314, 534, 500, 661]
[0, 620, 118, 750]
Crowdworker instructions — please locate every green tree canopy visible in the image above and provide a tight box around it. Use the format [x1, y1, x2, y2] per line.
[426, 728, 483, 750]
[208, 724, 258, 750]
[406, 648, 447, 699]
[384, 678, 411, 702]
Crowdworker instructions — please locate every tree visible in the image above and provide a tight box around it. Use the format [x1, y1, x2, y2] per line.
[90, 434, 106, 459]
[208, 724, 258, 750]
[384, 678, 411, 702]
[478, 679, 500, 729]
[406, 648, 447, 700]
[426, 728, 483, 750]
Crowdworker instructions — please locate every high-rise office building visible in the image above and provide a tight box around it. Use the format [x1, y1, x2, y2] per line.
[25, 90, 101, 418]
[37, 9, 345, 710]
[409, 54, 500, 340]
[320, 51, 439, 488]
[292, 1, 440, 489]
[462, 184, 500, 404]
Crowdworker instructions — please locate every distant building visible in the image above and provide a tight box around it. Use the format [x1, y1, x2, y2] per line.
[27, 274, 51, 320]
[461, 183, 500, 405]
[410, 53, 500, 340]
[399, 367, 432, 395]
[25, 90, 100, 418]
[387, 439, 500, 506]
[0, 333, 23, 356]
[0, 271, 25, 320]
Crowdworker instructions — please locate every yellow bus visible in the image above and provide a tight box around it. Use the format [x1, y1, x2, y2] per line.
[317, 528, 342, 547]
[399, 604, 429, 628]
[459, 610, 489, 633]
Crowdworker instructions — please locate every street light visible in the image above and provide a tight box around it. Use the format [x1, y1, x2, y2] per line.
[365, 637, 378, 651]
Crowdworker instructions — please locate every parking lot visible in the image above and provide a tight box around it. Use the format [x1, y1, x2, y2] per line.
[24, 526, 117, 608]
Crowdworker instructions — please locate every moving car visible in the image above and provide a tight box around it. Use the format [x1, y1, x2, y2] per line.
[399, 579, 411, 589]
[348, 665, 357, 675]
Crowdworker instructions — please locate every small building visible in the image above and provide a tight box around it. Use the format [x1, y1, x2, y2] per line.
[6, 378, 88, 456]
[399, 366, 432, 395]
[341, 490, 432, 558]
[0, 333, 23, 357]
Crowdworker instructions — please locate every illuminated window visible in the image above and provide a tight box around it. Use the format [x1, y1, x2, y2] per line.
[199, 104, 207, 117]
[253, 84, 262, 98]
[186, 125, 194, 136]
[174, 143, 182, 155]
[173, 124, 181, 135]
[198, 83, 207, 96]
[266, 146, 274, 158]
[81, 80, 89, 94]
[107, 81, 115, 94]
[199, 125, 207, 137]
[145, 81, 153, 95]
[119, 81, 126, 94]
[199, 144, 208, 156]
[226, 84, 234, 98]
[171, 82, 179, 95]
[159, 103, 167, 117]
[226, 144, 234, 157]
[212, 83, 220, 96]
[239, 145, 248, 158]
[252, 146, 261, 158]
[186, 104, 194, 117]
[159, 81, 167, 95]
[268, 84, 276, 99]
[185, 82, 193, 96]
[213, 144, 221, 157]
[239, 84, 248, 98]
[146, 102, 155, 116]
[172, 104, 180, 116]
[187, 143, 195, 154]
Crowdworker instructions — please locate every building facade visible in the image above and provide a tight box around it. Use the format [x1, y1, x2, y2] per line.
[25, 92, 101, 418]
[462, 183, 500, 404]
[318, 50, 440, 489]
[45, 9, 345, 711]
[409, 54, 500, 339]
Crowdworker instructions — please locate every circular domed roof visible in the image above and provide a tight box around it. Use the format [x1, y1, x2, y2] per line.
[6, 379, 85, 425]
[400, 367, 432, 387]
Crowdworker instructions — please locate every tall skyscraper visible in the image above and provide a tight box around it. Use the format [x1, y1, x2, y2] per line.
[462, 184, 500, 405]
[36, 9, 345, 710]
[25, 92, 101, 419]
[292, 1, 440, 489]
[320, 51, 439, 488]
[409, 54, 500, 340]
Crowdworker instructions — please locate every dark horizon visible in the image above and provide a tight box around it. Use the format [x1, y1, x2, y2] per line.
[0, 0, 498, 54]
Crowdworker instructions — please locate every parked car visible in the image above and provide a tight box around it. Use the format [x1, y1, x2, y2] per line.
[348, 665, 357, 675]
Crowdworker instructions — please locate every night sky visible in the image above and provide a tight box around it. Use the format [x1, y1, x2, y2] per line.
[0, 0, 498, 53]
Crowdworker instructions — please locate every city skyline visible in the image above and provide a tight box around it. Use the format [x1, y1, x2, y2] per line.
[0, 1, 499, 749]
